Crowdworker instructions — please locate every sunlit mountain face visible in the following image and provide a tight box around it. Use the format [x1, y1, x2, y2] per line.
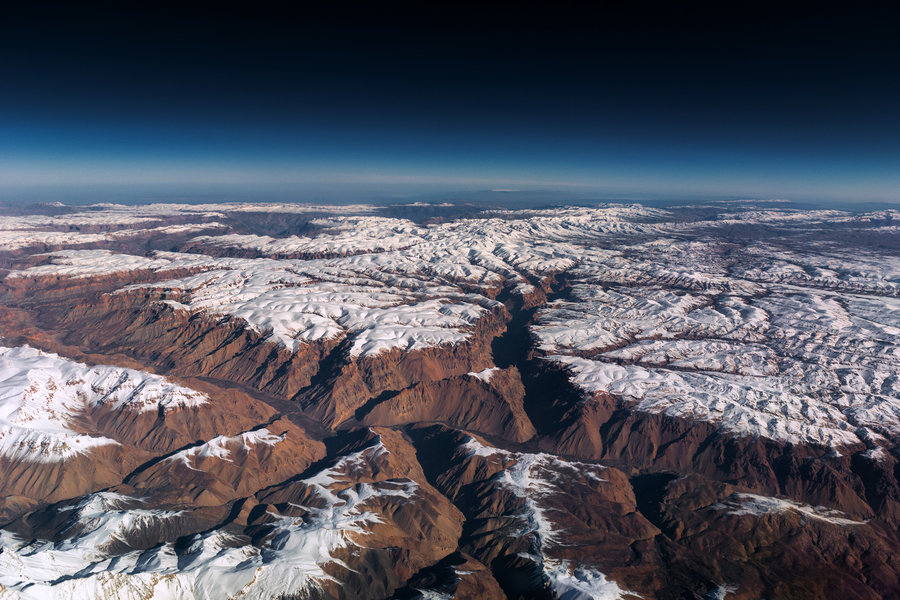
[0, 4, 898, 600]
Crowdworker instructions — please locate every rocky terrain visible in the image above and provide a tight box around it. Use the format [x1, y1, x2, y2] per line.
[0, 199, 898, 599]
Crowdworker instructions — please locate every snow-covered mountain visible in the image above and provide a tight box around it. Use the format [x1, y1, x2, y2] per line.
[0, 200, 898, 599]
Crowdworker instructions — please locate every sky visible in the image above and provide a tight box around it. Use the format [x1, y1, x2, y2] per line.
[1, 3, 898, 204]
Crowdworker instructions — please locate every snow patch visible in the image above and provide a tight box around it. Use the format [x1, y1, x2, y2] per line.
[467, 367, 499, 383]
[713, 493, 868, 526]
[164, 428, 284, 468]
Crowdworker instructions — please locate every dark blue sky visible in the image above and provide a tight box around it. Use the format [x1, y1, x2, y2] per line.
[1, 4, 898, 203]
